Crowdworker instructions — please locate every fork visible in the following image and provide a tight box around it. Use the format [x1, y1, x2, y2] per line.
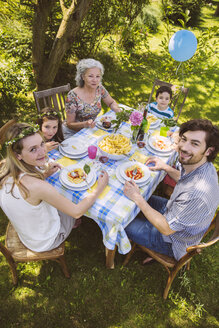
[82, 174, 91, 191]
[131, 168, 138, 181]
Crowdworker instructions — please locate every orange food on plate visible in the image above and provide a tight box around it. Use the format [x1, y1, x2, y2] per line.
[125, 165, 144, 180]
[153, 138, 171, 150]
[67, 168, 85, 184]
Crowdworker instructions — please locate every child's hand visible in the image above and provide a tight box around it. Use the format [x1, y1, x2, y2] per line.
[96, 170, 109, 190]
[44, 162, 62, 178]
[46, 141, 59, 152]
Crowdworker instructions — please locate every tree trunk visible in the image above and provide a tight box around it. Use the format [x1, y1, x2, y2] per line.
[32, 0, 93, 90]
[215, 3, 219, 17]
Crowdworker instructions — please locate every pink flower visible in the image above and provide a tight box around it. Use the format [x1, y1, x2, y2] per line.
[129, 111, 143, 126]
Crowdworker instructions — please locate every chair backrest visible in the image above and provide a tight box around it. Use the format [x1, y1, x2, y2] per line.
[33, 84, 71, 120]
[147, 78, 189, 122]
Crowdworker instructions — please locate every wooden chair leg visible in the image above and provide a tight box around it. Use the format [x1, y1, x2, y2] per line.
[0, 244, 18, 285]
[9, 259, 18, 285]
[123, 243, 137, 266]
[186, 259, 191, 271]
[57, 255, 70, 278]
[163, 271, 175, 300]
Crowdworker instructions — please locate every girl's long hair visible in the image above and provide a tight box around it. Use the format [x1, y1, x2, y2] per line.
[37, 107, 64, 142]
[0, 122, 44, 198]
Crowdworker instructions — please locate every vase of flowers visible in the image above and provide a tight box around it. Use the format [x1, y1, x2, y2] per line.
[129, 111, 143, 144]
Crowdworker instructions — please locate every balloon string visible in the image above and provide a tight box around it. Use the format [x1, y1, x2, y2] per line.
[176, 62, 182, 76]
[176, 62, 185, 87]
[182, 63, 184, 88]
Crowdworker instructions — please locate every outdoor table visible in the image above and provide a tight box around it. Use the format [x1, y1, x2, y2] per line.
[47, 118, 177, 268]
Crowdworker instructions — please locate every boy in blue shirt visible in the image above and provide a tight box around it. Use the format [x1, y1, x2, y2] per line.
[147, 85, 174, 119]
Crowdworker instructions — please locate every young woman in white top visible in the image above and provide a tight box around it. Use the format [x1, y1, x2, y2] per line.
[0, 122, 108, 252]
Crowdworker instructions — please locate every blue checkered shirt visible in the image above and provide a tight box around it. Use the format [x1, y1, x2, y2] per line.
[163, 162, 219, 260]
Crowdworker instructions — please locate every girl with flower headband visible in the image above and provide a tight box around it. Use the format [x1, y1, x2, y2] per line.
[37, 107, 64, 152]
[0, 122, 108, 252]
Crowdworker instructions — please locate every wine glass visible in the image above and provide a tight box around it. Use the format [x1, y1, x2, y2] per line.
[137, 102, 147, 113]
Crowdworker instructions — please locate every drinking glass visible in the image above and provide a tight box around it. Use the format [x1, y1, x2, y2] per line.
[137, 133, 146, 149]
[88, 145, 97, 159]
[137, 102, 147, 113]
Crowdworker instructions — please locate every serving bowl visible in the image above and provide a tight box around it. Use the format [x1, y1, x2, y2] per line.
[97, 134, 132, 160]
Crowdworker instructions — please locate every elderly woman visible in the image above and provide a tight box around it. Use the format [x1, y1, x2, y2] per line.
[62, 58, 121, 138]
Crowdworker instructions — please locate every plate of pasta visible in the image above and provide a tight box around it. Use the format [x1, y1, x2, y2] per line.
[148, 135, 172, 153]
[116, 161, 150, 186]
[118, 161, 151, 184]
[146, 114, 161, 128]
[59, 164, 96, 190]
[98, 134, 132, 160]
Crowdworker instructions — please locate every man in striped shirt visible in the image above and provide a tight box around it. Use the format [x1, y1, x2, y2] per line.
[124, 119, 219, 260]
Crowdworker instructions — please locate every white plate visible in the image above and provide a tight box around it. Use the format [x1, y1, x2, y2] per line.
[59, 164, 95, 188]
[59, 146, 88, 159]
[119, 161, 151, 183]
[148, 135, 172, 153]
[145, 143, 173, 157]
[59, 139, 87, 156]
[95, 115, 117, 132]
[59, 173, 96, 191]
[115, 166, 150, 187]
[147, 114, 162, 127]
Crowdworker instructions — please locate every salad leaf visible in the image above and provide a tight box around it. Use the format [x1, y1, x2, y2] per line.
[83, 164, 90, 175]
[161, 118, 176, 127]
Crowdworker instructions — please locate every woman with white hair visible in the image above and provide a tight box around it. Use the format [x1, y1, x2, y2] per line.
[63, 58, 121, 138]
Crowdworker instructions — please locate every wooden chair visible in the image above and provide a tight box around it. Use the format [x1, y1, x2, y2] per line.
[33, 83, 71, 120]
[123, 212, 219, 299]
[0, 222, 70, 285]
[147, 78, 189, 122]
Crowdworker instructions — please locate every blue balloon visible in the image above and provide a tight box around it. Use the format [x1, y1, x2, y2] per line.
[169, 30, 197, 62]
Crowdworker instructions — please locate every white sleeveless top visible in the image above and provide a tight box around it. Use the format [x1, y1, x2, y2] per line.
[0, 175, 60, 252]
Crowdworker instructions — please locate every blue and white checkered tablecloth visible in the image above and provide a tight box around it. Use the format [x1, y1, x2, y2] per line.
[47, 121, 177, 255]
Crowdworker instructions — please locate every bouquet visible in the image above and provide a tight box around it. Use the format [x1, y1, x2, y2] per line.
[129, 111, 143, 143]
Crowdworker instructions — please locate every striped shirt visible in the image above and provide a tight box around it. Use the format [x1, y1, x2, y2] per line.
[147, 102, 174, 119]
[163, 162, 219, 260]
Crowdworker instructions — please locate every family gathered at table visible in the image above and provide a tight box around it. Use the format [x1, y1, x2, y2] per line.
[0, 58, 219, 271]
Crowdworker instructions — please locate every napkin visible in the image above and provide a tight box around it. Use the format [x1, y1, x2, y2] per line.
[129, 151, 149, 164]
[56, 157, 77, 167]
[87, 182, 111, 199]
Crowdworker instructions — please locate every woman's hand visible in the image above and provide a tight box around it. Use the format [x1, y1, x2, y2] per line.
[84, 119, 96, 129]
[124, 180, 141, 202]
[46, 141, 59, 152]
[44, 162, 62, 178]
[96, 170, 109, 191]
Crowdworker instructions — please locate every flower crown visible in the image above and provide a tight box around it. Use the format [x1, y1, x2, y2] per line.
[5, 124, 40, 147]
[38, 111, 61, 119]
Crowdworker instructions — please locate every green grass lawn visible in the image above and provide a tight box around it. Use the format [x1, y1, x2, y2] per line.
[0, 2, 219, 328]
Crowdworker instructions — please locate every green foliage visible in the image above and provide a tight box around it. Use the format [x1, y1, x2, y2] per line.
[0, 2, 34, 124]
[161, 0, 207, 26]
[111, 108, 133, 131]
[70, 0, 148, 59]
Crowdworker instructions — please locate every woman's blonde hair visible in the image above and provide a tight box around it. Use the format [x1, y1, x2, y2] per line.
[0, 122, 45, 198]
